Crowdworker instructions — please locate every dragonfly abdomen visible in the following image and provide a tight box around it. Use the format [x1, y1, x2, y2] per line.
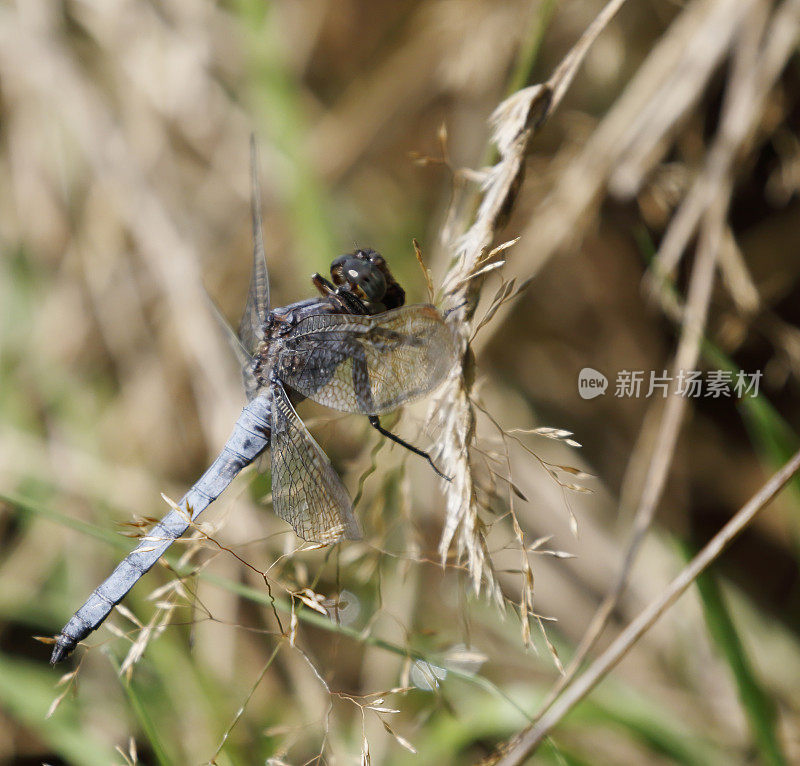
[50, 394, 272, 664]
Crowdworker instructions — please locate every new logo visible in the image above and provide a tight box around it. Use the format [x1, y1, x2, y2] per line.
[578, 368, 608, 399]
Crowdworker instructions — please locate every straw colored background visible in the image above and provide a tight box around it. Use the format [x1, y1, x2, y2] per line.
[1, 0, 799, 764]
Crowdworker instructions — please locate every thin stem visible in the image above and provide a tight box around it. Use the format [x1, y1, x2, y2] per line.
[533, 186, 727, 718]
[495, 448, 800, 764]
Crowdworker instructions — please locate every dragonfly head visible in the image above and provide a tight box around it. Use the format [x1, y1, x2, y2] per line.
[330, 249, 405, 313]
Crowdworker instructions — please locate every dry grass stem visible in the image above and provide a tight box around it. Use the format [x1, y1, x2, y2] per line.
[433, 0, 630, 611]
[647, 0, 800, 293]
[494, 447, 800, 765]
[496, 0, 800, 748]
[471, 0, 766, 349]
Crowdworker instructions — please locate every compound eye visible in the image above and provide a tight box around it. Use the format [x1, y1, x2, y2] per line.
[361, 248, 385, 265]
[346, 260, 387, 301]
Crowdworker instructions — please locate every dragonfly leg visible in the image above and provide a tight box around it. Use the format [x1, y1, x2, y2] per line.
[311, 273, 369, 315]
[311, 273, 336, 297]
[367, 416, 451, 481]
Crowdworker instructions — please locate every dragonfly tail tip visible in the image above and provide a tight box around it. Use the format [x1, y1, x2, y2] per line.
[49, 635, 73, 665]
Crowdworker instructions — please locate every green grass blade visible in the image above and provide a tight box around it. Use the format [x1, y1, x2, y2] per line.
[235, 0, 338, 274]
[686, 547, 787, 766]
[113, 660, 176, 766]
[506, 0, 559, 96]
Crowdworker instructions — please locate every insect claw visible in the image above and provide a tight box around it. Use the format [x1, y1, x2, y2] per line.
[429, 458, 453, 482]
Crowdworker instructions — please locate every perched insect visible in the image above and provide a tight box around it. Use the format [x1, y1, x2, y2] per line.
[50, 140, 456, 663]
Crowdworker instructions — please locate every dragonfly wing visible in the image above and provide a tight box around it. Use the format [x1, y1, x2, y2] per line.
[205, 292, 261, 397]
[239, 136, 270, 355]
[270, 382, 361, 544]
[276, 305, 456, 415]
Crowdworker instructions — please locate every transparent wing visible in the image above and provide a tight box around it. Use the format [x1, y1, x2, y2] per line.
[270, 382, 361, 544]
[205, 292, 261, 398]
[276, 305, 456, 415]
[239, 136, 270, 355]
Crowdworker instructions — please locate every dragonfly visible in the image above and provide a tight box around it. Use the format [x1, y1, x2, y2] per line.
[50, 140, 456, 664]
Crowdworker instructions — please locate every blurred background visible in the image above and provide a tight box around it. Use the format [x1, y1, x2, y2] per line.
[1, 0, 800, 764]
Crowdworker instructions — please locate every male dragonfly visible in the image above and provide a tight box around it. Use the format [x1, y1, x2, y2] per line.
[50, 141, 456, 663]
